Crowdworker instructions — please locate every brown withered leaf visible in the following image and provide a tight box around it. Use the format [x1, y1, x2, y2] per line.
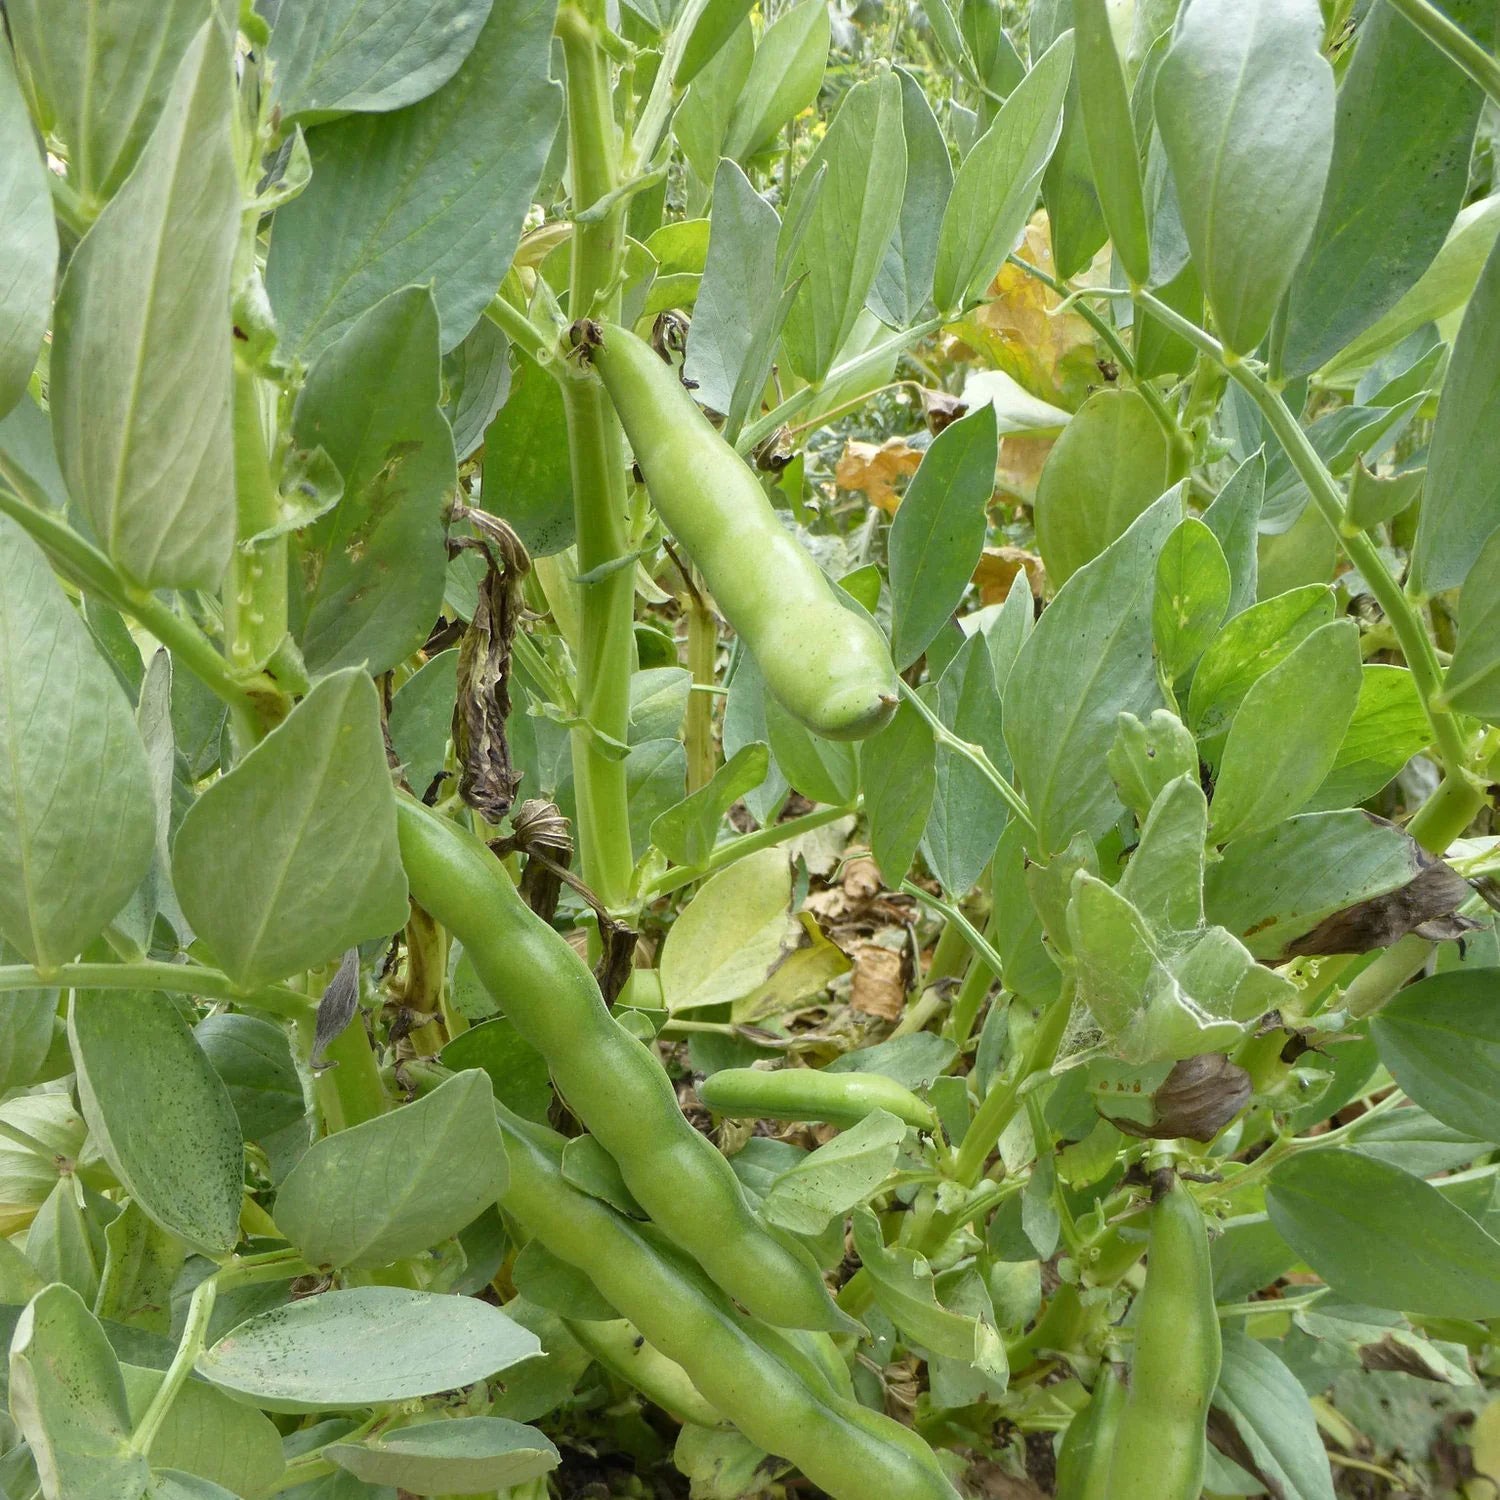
[973, 546, 1045, 605]
[841, 856, 883, 904]
[920, 388, 968, 435]
[835, 436, 922, 514]
[850, 942, 906, 1021]
[1105, 1054, 1252, 1143]
[451, 506, 531, 823]
[1282, 841, 1480, 958]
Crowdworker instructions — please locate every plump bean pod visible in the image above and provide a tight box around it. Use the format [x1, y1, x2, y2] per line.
[1105, 1173, 1221, 1500]
[1054, 1362, 1125, 1500]
[566, 1317, 724, 1428]
[586, 321, 898, 740]
[698, 1065, 937, 1132]
[396, 796, 852, 1333]
[495, 1102, 962, 1500]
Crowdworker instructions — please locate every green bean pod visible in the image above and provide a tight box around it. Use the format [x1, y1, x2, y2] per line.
[396, 796, 851, 1333]
[495, 1102, 961, 1500]
[586, 321, 898, 741]
[698, 1065, 937, 1132]
[1054, 1362, 1125, 1500]
[566, 1316, 724, 1428]
[1105, 1174, 1221, 1500]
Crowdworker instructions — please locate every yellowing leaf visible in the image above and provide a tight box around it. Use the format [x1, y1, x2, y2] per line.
[834, 436, 923, 513]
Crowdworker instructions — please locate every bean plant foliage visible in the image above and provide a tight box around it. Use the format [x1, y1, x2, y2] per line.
[3, 0, 1500, 1494]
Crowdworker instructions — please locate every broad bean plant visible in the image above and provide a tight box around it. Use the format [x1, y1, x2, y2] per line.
[2, 0, 1500, 1495]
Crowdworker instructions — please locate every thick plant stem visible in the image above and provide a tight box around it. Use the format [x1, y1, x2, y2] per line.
[1130, 289, 1483, 847]
[226, 358, 288, 675]
[560, 4, 635, 908]
[1385, 0, 1500, 106]
[684, 574, 717, 794]
[1342, 934, 1433, 1018]
[297, 1007, 388, 1132]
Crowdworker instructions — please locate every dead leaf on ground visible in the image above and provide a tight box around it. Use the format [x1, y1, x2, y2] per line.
[842, 856, 883, 904]
[835, 436, 923, 514]
[974, 546, 1045, 604]
[851, 942, 906, 1021]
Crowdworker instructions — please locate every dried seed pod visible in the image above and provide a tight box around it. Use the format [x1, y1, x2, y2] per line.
[1102, 1053, 1251, 1143]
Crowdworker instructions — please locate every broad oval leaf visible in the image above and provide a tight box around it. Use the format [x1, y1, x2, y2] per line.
[863, 701, 936, 886]
[762, 1110, 909, 1236]
[1443, 526, 1500, 723]
[1208, 619, 1361, 843]
[291, 286, 457, 676]
[195, 1013, 306, 1145]
[1004, 492, 1181, 857]
[8, 1284, 150, 1500]
[327, 1415, 559, 1492]
[265, 0, 496, 119]
[70, 989, 244, 1256]
[933, 31, 1074, 312]
[0, 516, 155, 971]
[481, 349, 574, 558]
[172, 669, 410, 989]
[50, 19, 239, 590]
[889, 402, 999, 668]
[275, 1070, 505, 1270]
[196, 1287, 541, 1410]
[1266, 1149, 1500, 1318]
[721, 2, 829, 162]
[266, 0, 562, 361]
[1034, 389, 1171, 587]
[0, 37, 57, 420]
[1153, 517, 1230, 679]
[1371, 972, 1500, 1144]
[1154, 0, 1334, 354]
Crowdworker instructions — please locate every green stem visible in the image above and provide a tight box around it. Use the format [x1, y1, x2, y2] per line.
[1342, 933, 1433, 1018]
[130, 1274, 216, 1456]
[225, 358, 288, 675]
[899, 881, 1005, 990]
[1130, 289, 1479, 844]
[948, 913, 1003, 1048]
[0, 487, 284, 727]
[898, 680, 1035, 834]
[0, 961, 312, 1017]
[641, 802, 857, 899]
[483, 292, 558, 371]
[684, 572, 717, 794]
[1385, 0, 1500, 105]
[296, 988, 388, 1133]
[559, 4, 635, 910]
[954, 988, 1073, 1186]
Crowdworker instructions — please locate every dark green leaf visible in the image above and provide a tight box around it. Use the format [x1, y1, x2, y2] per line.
[327, 1416, 559, 1492]
[389, 648, 459, 798]
[1304, 664, 1430, 811]
[482, 348, 574, 557]
[863, 703, 936, 886]
[651, 742, 771, 867]
[195, 1013, 308, 1145]
[1441, 526, 1500, 722]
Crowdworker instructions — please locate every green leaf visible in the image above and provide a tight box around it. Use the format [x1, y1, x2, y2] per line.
[675, 21, 754, 183]
[275, 1071, 504, 1270]
[196, 1287, 542, 1411]
[0, 1093, 87, 1239]
[1153, 517, 1230, 680]
[1440, 525, 1500, 722]
[265, 0, 495, 119]
[1108, 709, 1198, 824]
[763, 695, 858, 804]
[1186, 584, 1335, 751]
[0, 516, 155, 971]
[0, 37, 56, 420]
[1042, 70, 1107, 280]
[1345, 458, 1424, 532]
[1004, 492, 1180, 857]
[1154, 0, 1334, 354]
[677, 0, 758, 86]
[50, 19, 238, 590]
[1201, 451, 1265, 619]
[1117, 775, 1206, 936]
[1266, 1149, 1500, 1318]
[122, 1364, 284, 1499]
[1074, 0, 1148, 283]
[1035, 391, 1172, 587]
[443, 316, 511, 463]
[172, 669, 410, 988]
[684, 160, 780, 418]
[863, 702, 936, 886]
[291, 286, 456, 676]
[932, 31, 1074, 312]
[0, 391, 69, 512]
[95, 1202, 186, 1336]
[1208, 620, 1361, 842]
[1280, 0, 1488, 376]
[869, 67, 955, 328]
[650, 742, 771, 867]
[762, 1110, 909, 1236]
[1411, 242, 1500, 594]
[265, 0, 562, 361]
[1211, 1332, 1336, 1500]
[923, 633, 1009, 895]
[7, 1284, 150, 1500]
[1204, 810, 1426, 959]
[659, 848, 799, 1013]
[889, 403, 999, 668]
[511, 1238, 618, 1321]
[721, 2, 829, 162]
[1303, 664, 1430, 812]
[1372, 972, 1500, 1145]
[195, 1014, 306, 1146]
[69, 990, 243, 1257]
[481, 348, 575, 558]
[778, 72, 906, 382]
[624, 738, 688, 860]
[388, 647, 459, 798]
[3, 0, 220, 208]
[327, 1416, 559, 1493]
[722, 651, 788, 824]
[0, 940, 57, 1092]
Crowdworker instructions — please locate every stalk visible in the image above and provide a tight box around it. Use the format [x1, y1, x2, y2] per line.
[684, 569, 717, 794]
[226, 358, 288, 675]
[559, 3, 635, 908]
[0, 960, 312, 1018]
